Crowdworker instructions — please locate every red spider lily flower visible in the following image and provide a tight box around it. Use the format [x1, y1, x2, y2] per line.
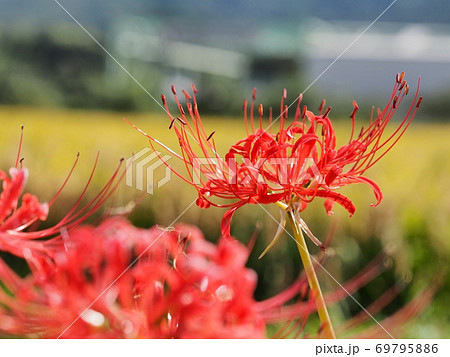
[126, 73, 421, 244]
[0, 217, 265, 338]
[0, 219, 436, 338]
[0, 128, 124, 262]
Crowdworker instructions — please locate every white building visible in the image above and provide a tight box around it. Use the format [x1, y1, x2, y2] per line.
[300, 19, 450, 101]
[106, 17, 450, 112]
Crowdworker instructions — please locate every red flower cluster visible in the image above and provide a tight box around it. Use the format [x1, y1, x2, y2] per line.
[0, 148, 122, 262]
[0, 217, 265, 338]
[1, 211, 435, 339]
[0, 96, 433, 339]
[0, 165, 437, 339]
[0, 134, 265, 338]
[127, 73, 421, 240]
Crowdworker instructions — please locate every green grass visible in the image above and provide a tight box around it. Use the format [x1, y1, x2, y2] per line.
[1, 105, 449, 337]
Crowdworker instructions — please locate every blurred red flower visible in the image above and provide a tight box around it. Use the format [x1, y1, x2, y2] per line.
[0, 146, 123, 261]
[0, 217, 436, 338]
[0, 217, 265, 338]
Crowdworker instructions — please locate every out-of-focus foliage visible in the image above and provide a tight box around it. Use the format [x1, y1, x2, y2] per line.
[0, 27, 141, 110]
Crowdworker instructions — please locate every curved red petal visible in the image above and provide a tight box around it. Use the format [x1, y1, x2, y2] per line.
[340, 175, 383, 206]
[0, 168, 27, 223]
[314, 190, 356, 216]
[220, 203, 245, 240]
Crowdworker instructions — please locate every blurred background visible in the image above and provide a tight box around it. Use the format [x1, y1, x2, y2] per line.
[1, 0, 449, 337]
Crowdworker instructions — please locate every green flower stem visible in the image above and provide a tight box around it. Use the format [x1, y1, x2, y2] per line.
[286, 208, 336, 339]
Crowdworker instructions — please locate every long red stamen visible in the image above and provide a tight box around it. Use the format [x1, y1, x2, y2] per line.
[280, 88, 287, 131]
[258, 104, 263, 129]
[48, 152, 80, 206]
[243, 99, 249, 135]
[349, 100, 358, 143]
[250, 88, 256, 133]
[318, 99, 326, 115]
[294, 93, 303, 122]
[15, 125, 24, 169]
